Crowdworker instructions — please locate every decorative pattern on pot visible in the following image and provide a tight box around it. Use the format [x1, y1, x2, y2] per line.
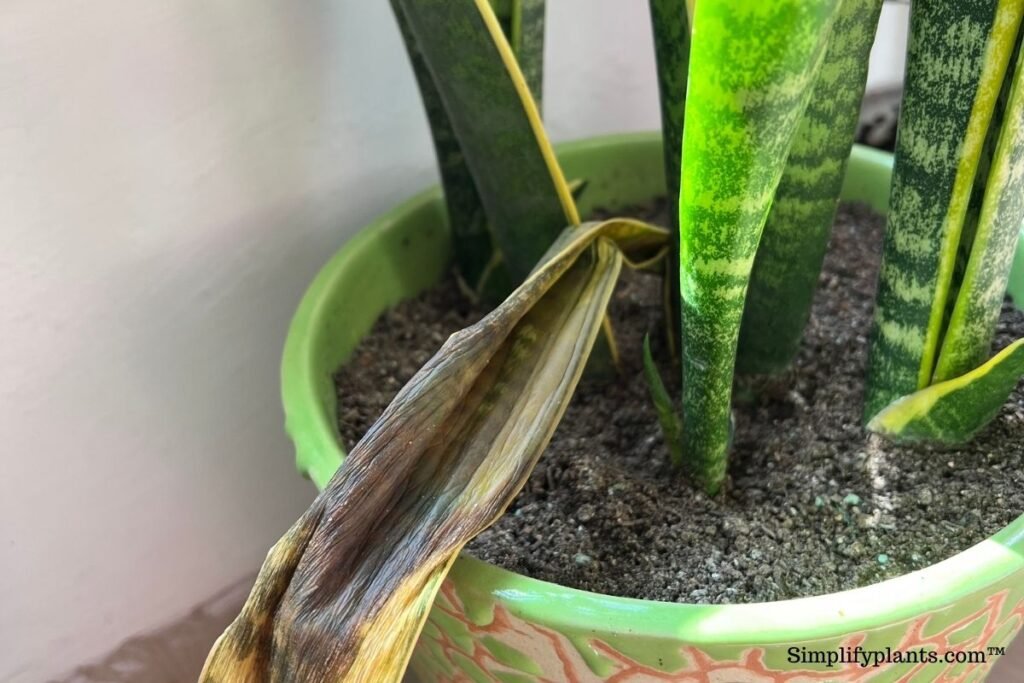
[410, 577, 1024, 682]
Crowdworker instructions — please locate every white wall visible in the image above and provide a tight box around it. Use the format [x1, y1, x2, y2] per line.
[0, 2, 906, 681]
[869, 2, 910, 91]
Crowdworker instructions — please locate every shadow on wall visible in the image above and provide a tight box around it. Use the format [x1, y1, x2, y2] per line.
[3, 1, 441, 681]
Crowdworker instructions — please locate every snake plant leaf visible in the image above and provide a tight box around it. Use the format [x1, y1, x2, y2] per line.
[392, 0, 546, 294]
[946, 93, 1001, 330]
[648, 0, 690, 219]
[868, 338, 1024, 443]
[394, 0, 577, 285]
[648, 0, 691, 349]
[492, 0, 545, 110]
[737, 0, 884, 374]
[950, 33, 1022, 304]
[935, 42, 1024, 382]
[642, 334, 684, 467]
[678, 0, 838, 494]
[391, 4, 490, 290]
[864, 0, 1024, 420]
[199, 219, 668, 683]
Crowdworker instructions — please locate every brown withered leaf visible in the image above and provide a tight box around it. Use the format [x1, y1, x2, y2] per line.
[199, 219, 667, 683]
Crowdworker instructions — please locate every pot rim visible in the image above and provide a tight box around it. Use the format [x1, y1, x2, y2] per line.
[281, 131, 1024, 644]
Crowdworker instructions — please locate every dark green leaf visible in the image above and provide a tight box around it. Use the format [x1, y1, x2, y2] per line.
[392, 2, 492, 289]
[394, 0, 576, 284]
[737, 0, 884, 374]
[648, 0, 691, 353]
[392, 0, 546, 294]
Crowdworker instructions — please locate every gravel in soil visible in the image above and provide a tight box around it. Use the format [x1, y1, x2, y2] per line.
[333, 203, 1024, 604]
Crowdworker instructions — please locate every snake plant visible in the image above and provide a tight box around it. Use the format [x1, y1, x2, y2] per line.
[864, 0, 1024, 419]
[204, 1, 1024, 679]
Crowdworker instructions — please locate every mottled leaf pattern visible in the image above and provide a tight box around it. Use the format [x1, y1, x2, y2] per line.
[678, 0, 838, 494]
[935, 39, 1024, 381]
[199, 220, 667, 683]
[864, 0, 1024, 419]
[737, 0, 884, 374]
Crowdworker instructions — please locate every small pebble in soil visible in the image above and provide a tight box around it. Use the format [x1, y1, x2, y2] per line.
[334, 202, 1024, 604]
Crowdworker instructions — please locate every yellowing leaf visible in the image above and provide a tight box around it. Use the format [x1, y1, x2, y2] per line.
[200, 219, 667, 683]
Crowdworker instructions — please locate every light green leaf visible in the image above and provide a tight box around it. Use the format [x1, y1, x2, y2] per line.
[678, 0, 839, 494]
[642, 334, 683, 467]
[868, 338, 1024, 443]
[200, 219, 668, 683]
[946, 32, 1020, 319]
[864, 0, 1024, 419]
[738, 0, 884, 374]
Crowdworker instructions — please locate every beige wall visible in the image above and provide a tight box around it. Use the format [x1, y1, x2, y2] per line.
[0, 2, 907, 681]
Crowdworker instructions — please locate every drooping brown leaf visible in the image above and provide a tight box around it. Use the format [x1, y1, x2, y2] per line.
[200, 219, 667, 683]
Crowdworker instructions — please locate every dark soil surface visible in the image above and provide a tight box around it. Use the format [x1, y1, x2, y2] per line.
[333, 203, 1024, 604]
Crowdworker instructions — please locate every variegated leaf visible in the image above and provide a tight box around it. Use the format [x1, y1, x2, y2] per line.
[864, 0, 1024, 419]
[935, 38, 1024, 382]
[678, 0, 839, 494]
[738, 0, 884, 374]
[869, 338, 1024, 443]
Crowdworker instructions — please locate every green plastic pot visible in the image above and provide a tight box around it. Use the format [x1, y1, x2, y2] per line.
[282, 133, 1024, 681]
